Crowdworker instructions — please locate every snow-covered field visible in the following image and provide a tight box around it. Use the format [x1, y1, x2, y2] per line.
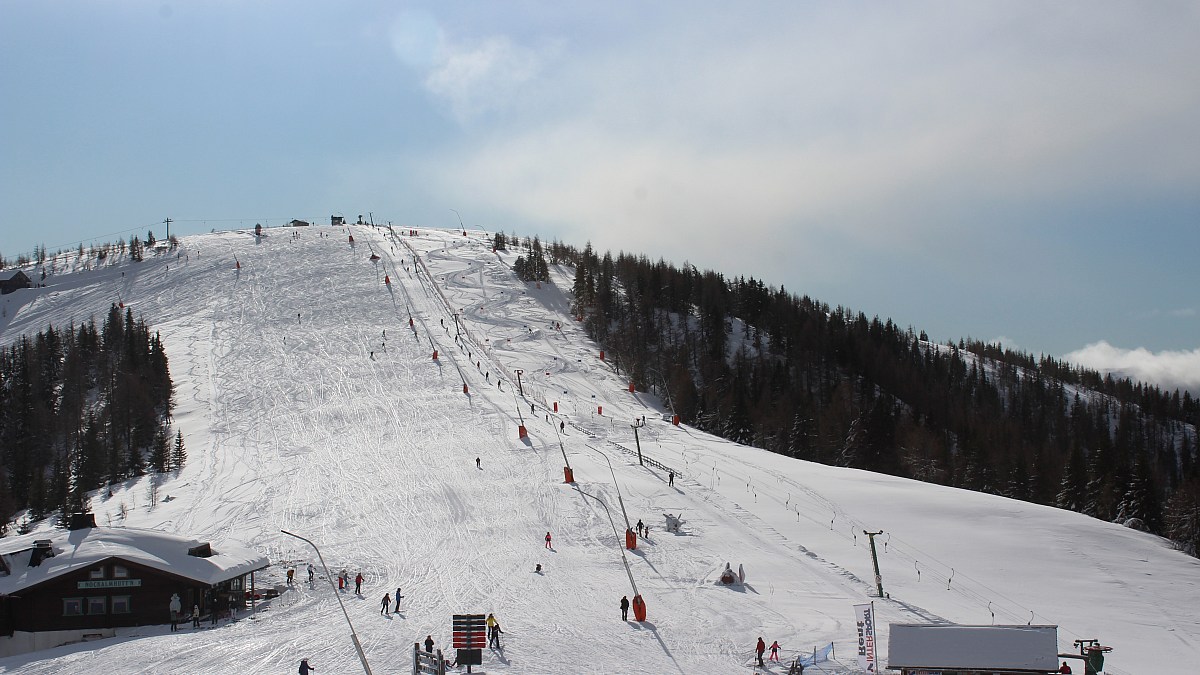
[1, 225, 1197, 674]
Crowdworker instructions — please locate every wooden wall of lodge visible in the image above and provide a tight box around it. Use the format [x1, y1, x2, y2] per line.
[3, 557, 246, 634]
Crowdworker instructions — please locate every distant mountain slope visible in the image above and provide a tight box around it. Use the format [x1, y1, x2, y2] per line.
[0, 225, 1195, 674]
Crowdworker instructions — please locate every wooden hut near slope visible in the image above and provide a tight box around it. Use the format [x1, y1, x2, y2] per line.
[0, 514, 268, 656]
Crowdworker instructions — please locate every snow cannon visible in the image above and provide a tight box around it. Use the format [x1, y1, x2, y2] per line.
[632, 594, 647, 622]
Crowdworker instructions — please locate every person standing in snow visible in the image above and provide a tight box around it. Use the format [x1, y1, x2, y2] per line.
[769, 640, 781, 662]
[544, 531, 553, 549]
[424, 635, 435, 653]
[1059, 662, 1073, 674]
[192, 604, 201, 628]
[355, 572, 364, 595]
[394, 587, 403, 612]
[620, 595, 629, 621]
[298, 657, 315, 674]
[169, 593, 181, 631]
[476, 457, 481, 469]
[287, 567, 295, 584]
[307, 563, 314, 582]
[668, 471, 675, 487]
[635, 519, 644, 536]
[488, 619, 504, 648]
[381, 593, 391, 615]
[756, 637, 766, 666]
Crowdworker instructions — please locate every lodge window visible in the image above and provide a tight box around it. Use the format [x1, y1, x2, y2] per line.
[87, 597, 107, 615]
[63, 598, 83, 616]
[111, 595, 131, 614]
[88, 567, 105, 579]
[113, 564, 129, 578]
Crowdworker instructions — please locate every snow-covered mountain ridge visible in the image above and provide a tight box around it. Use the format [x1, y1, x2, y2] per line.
[0, 225, 1197, 674]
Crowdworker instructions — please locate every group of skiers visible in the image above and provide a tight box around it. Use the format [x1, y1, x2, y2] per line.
[755, 637, 782, 666]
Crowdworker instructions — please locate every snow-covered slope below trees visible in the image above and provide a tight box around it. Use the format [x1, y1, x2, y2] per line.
[1, 225, 1197, 674]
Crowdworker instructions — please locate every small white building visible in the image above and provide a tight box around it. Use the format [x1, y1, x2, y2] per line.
[887, 623, 1060, 674]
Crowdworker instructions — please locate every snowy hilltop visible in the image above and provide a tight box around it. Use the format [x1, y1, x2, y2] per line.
[0, 225, 1197, 674]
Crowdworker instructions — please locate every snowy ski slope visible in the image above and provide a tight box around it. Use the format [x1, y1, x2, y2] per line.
[0, 225, 1197, 674]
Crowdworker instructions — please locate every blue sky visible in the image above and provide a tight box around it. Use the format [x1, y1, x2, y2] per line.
[3, 1, 1198, 390]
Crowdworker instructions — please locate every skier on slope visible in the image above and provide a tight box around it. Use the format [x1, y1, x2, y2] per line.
[355, 572, 364, 594]
[381, 593, 391, 615]
[756, 637, 766, 666]
[769, 640, 781, 662]
[394, 587, 403, 612]
[545, 531, 553, 549]
[298, 657, 315, 674]
[620, 595, 629, 621]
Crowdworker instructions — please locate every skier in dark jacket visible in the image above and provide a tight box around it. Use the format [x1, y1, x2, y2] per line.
[756, 637, 766, 666]
[381, 593, 391, 615]
[424, 635, 435, 652]
[298, 658, 315, 674]
[620, 595, 630, 621]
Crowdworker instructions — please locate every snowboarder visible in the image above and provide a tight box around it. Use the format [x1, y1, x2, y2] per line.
[756, 637, 766, 666]
[192, 604, 201, 628]
[381, 593, 391, 615]
[298, 658, 315, 675]
[394, 587, 403, 612]
[355, 572, 364, 594]
[169, 593, 181, 631]
[424, 635, 435, 653]
[620, 595, 629, 621]
[307, 563, 315, 582]
[770, 640, 781, 662]
[545, 531, 553, 549]
[668, 471, 675, 487]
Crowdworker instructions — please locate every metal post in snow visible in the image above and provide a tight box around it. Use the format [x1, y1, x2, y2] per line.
[281, 530, 374, 675]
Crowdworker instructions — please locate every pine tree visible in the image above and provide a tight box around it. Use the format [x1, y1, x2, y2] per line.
[171, 429, 187, 472]
[150, 426, 170, 473]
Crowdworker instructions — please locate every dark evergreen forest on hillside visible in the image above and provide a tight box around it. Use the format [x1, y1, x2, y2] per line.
[0, 304, 180, 533]
[516, 237, 1200, 558]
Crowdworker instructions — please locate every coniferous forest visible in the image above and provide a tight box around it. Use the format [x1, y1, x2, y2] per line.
[0, 303, 178, 533]
[537, 239, 1200, 558]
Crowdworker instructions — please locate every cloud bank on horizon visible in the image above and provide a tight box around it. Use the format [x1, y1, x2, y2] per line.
[2, 0, 1197, 376]
[1065, 342, 1200, 396]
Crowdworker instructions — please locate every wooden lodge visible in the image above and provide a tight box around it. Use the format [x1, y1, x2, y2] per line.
[0, 515, 268, 656]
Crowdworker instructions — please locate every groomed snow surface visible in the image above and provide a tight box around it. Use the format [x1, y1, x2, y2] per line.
[1, 226, 1197, 674]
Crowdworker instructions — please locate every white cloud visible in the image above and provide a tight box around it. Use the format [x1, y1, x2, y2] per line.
[1064, 341, 1200, 394]
[424, 36, 546, 120]
[388, 12, 550, 120]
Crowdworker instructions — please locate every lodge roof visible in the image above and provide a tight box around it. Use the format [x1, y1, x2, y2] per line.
[0, 526, 268, 594]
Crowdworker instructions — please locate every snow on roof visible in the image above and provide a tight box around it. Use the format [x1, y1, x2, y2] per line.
[0, 526, 268, 594]
[0, 269, 29, 282]
[887, 624, 1059, 671]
